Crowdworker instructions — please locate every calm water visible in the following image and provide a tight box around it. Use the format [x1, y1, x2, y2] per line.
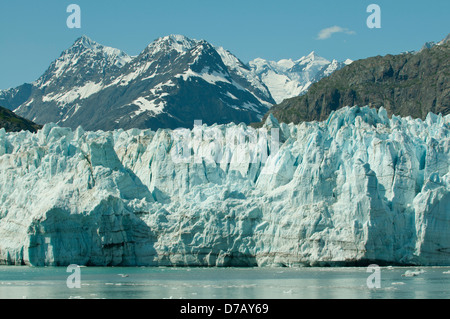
[0, 266, 449, 299]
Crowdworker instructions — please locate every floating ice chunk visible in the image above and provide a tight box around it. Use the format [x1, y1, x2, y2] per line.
[402, 269, 425, 277]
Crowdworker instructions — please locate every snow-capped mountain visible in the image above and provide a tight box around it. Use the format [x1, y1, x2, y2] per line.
[249, 52, 352, 104]
[9, 35, 275, 131]
[1, 34, 350, 131]
[420, 32, 450, 51]
[35, 35, 133, 91]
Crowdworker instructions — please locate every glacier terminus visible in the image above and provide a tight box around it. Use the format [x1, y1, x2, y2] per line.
[0, 106, 449, 267]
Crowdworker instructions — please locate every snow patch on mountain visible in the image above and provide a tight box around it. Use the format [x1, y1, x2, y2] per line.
[111, 61, 155, 87]
[42, 81, 104, 105]
[249, 52, 352, 104]
[177, 68, 231, 86]
[132, 97, 166, 117]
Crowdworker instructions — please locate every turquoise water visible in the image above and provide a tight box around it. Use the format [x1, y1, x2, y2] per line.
[0, 266, 449, 299]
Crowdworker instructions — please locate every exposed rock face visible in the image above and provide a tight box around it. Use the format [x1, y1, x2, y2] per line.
[264, 38, 450, 125]
[0, 106, 449, 266]
[0, 106, 41, 133]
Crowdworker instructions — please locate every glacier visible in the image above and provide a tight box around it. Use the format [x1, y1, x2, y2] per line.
[249, 52, 352, 104]
[0, 106, 449, 267]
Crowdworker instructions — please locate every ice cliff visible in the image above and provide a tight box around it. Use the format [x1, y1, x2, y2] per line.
[0, 106, 449, 267]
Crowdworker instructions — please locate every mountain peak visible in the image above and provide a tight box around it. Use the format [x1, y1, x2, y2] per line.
[77, 34, 94, 43]
[33, 35, 132, 89]
[146, 34, 200, 55]
[72, 35, 100, 51]
[343, 58, 353, 65]
[294, 51, 330, 67]
[300, 51, 319, 62]
[438, 33, 450, 45]
[164, 34, 195, 43]
[418, 34, 450, 52]
[66, 35, 131, 67]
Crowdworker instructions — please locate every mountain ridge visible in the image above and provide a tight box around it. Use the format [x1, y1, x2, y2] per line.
[261, 33, 450, 125]
[8, 35, 274, 131]
[0, 34, 349, 131]
[249, 53, 352, 104]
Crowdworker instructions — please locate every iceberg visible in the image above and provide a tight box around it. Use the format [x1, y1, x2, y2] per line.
[0, 106, 449, 267]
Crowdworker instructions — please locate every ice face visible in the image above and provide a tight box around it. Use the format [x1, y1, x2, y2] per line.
[0, 106, 449, 266]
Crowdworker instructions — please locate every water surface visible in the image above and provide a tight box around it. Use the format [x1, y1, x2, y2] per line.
[0, 266, 449, 299]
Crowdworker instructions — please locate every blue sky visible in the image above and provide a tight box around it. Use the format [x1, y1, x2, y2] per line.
[0, 0, 449, 90]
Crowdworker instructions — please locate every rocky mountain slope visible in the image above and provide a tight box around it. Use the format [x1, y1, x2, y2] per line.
[263, 34, 450, 125]
[0, 106, 448, 266]
[0, 106, 41, 133]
